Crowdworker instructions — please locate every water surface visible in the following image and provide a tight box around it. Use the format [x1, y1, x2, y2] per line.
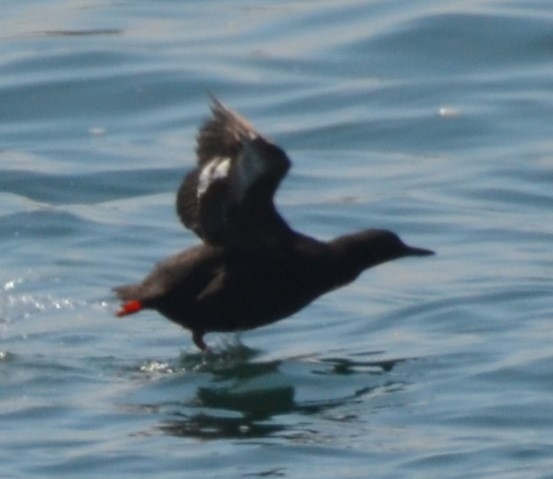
[1, 1, 552, 478]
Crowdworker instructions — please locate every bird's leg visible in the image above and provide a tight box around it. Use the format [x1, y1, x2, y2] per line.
[192, 330, 208, 352]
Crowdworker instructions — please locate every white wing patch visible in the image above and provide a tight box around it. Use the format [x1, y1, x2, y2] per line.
[197, 157, 231, 197]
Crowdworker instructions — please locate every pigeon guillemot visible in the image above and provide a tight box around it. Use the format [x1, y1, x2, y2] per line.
[114, 98, 434, 351]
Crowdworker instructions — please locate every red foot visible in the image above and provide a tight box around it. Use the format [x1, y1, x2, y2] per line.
[117, 300, 143, 317]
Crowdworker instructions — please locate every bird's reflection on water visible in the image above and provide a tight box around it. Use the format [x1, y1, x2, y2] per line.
[130, 344, 409, 441]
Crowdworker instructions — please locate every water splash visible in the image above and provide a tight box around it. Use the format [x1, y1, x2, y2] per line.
[139, 360, 175, 376]
[0, 276, 104, 326]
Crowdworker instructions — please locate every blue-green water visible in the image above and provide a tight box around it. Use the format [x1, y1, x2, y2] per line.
[1, 1, 552, 477]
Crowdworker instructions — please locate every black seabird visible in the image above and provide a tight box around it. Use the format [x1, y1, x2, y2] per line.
[115, 98, 434, 351]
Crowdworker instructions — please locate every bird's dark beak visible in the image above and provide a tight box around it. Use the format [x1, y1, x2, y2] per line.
[404, 244, 435, 257]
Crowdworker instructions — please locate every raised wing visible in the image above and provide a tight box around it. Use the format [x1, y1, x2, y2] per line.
[176, 98, 292, 246]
